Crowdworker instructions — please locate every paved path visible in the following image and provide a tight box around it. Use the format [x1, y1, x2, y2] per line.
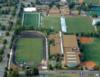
[39, 70, 100, 77]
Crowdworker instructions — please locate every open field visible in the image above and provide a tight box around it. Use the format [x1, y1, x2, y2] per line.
[42, 16, 61, 31]
[65, 16, 94, 33]
[81, 38, 100, 65]
[15, 38, 43, 66]
[22, 12, 41, 27]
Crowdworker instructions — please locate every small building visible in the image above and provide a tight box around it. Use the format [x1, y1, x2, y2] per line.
[92, 18, 100, 25]
[24, 7, 37, 12]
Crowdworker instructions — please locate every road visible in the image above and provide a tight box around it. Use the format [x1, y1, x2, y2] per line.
[39, 70, 100, 77]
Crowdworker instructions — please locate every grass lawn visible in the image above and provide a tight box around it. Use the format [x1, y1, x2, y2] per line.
[23, 12, 41, 27]
[82, 38, 100, 65]
[42, 16, 61, 31]
[65, 16, 94, 33]
[16, 38, 43, 66]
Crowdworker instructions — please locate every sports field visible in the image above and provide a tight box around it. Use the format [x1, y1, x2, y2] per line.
[81, 38, 100, 65]
[16, 38, 43, 66]
[42, 16, 61, 31]
[22, 12, 41, 27]
[65, 16, 94, 33]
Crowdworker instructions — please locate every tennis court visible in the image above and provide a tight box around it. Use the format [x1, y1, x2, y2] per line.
[22, 12, 41, 27]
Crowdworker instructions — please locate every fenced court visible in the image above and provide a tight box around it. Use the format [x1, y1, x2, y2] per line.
[13, 31, 46, 67]
[22, 12, 41, 27]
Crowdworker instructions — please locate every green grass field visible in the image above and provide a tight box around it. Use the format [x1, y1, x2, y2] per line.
[42, 16, 61, 31]
[16, 38, 43, 66]
[23, 12, 41, 27]
[82, 38, 100, 65]
[65, 16, 94, 33]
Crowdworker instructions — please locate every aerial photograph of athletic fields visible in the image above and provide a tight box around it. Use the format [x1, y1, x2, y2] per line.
[0, 0, 100, 77]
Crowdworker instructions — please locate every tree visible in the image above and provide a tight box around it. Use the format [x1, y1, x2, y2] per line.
[68, 2, 75, 14]
[33, 68, 39, 76]
[3, 39, 7, 44]
[8, 69, 19, 77]
[25, 69, 33, 77]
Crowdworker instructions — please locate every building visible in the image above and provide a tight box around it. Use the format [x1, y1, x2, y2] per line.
[39, 0, 60, 4]
[24, 7, 37, 12]
[63, 35, 80, 67]
[49, 6, 60, 16]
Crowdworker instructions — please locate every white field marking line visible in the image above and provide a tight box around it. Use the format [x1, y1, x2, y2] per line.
[59, 31, 64, 54]
[45, 37, 49, 61]
[39, 13, 41, 26]
[22, 13, 25, 26]
[8, 49, 13, 70]
[94, 25, 98, 32]
[90, 16, 98, 32]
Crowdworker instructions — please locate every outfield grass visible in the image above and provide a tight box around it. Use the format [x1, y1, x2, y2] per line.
[42, 16, 61, 31]
[23, 12, 40, 27]
[65, 16, 94, 33]
[82, 38, 100, 65]
[16, 38, 43, 66]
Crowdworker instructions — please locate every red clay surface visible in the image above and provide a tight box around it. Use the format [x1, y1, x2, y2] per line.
[80, 37, 94, 44]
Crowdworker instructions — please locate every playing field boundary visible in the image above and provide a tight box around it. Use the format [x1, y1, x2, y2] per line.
[22, 12, 41, 27]
[12, 31, 46, 66]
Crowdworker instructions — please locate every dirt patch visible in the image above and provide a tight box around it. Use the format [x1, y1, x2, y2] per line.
[80, 37, 94, 44]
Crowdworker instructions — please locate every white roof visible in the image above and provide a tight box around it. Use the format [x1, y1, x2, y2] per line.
[92, 18, 100, 25]
[24, 7, 37, 12]
[61, 16, 67, 32]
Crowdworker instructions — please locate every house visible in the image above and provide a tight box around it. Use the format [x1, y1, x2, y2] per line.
[49, 6, 60, 16]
